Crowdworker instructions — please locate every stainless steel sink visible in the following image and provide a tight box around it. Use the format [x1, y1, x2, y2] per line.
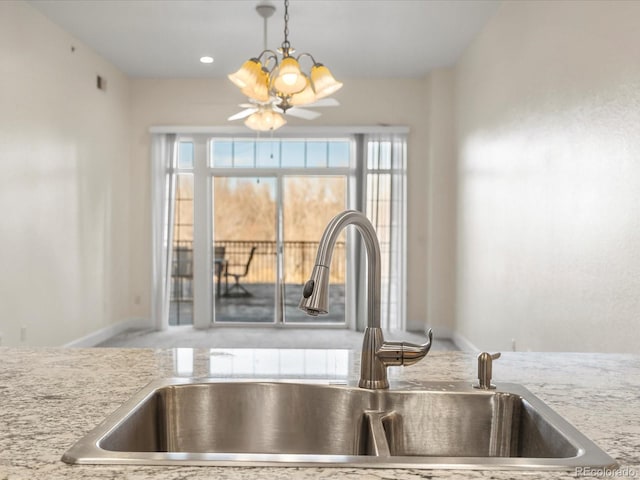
[62, 378, 616, 470]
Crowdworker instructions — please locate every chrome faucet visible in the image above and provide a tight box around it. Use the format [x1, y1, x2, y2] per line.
[298, 210, 433, 389]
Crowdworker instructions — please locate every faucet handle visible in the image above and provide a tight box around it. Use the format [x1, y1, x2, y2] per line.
[376, 328, 433, 367]
[402, 329, 433, 365]
[474, 352, 501, 389]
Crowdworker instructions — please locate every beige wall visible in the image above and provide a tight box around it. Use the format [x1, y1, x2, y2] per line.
[7, 0, 636, 352]
[425, 69, 457, 336]
[129, 77, 447, 333]
[454, 0, 640, 352]
[0, 1, 131, 346]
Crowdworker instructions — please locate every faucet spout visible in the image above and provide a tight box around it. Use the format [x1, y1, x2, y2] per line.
[299, 210, 380, 327]
[299, 210, 432, 389]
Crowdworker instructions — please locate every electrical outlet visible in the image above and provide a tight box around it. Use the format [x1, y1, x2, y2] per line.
[511, 338, 517, 352]
[20, 326, 27, 342]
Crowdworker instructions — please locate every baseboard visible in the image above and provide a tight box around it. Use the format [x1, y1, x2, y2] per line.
[63, 317, 152, 348]
[451, 331, 479, 352]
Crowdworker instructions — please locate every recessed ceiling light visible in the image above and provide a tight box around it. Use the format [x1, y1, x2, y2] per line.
[200, 56, 214, 64]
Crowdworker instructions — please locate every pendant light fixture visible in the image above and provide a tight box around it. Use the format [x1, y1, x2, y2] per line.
[228, 0, 343, 131]
[243, 104, 287, 131]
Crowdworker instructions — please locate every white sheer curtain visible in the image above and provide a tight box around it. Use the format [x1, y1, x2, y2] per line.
[364, 134, 407, 330]
[150, 134, 177, 330]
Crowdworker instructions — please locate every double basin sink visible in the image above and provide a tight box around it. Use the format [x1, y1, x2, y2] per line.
[62, 378, 616, 470]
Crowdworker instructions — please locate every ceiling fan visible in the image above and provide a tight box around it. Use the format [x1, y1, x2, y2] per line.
[227, 1, 342, 131]
[228, 96, 339, 122]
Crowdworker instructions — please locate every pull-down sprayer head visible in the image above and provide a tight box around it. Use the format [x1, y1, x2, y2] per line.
[298, 265, 330, 316]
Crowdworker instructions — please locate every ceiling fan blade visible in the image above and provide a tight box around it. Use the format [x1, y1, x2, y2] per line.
[227, 108, 257, 121]
[287, 108, 322, 120]
[306, 97, 340, 108]
[239, 103, 255, 108]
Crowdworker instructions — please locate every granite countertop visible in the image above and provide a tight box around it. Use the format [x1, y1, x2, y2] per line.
[0, 347, 638, 479]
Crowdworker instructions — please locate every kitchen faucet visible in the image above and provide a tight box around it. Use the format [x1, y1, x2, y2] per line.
[299, 210, 432, 389]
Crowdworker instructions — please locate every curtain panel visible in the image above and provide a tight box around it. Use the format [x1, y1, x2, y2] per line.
[150, 134, 177, 330]
[364, 133, 407, 330]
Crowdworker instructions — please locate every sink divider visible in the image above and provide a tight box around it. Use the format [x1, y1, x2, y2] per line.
[489, 392, 522, 457]
[361, 410, 402, 457]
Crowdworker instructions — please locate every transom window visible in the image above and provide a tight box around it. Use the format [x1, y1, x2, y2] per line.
[209, 138, 351, 169]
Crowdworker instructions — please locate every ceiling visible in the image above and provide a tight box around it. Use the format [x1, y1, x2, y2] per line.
[28, 0, 500, 79]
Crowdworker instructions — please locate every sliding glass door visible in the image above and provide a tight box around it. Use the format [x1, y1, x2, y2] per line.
[212, 176, 277, 323]
[282, 175, 347, 324]
[210, 174, 348, 325]
[207, 136, 353, 326]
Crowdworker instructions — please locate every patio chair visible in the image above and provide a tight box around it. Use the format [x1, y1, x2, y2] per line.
[213, 246, 226, 298]
[223, 246, 257, 297]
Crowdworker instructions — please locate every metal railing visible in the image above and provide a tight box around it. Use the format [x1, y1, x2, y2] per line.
[171, 240, 345, 286]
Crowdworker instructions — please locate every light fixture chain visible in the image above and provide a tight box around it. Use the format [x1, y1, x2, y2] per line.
[263, 16, 267, 50]
[282, 0, 291, 52]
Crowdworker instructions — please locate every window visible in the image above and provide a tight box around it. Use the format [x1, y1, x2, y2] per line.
[152, 130, 407, 331]
[209, 138, 352, 169]
[365, 135, 407, 330]
[170, 141, 194, 325]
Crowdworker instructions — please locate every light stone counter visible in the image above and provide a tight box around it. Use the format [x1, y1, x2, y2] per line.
[0, 347, 638, 479]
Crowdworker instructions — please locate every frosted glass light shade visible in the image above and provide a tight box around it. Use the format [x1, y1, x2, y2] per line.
[289, 75, 317, 106]
[228, 58, 262, 89]
[241, 68, 270, 103]
[273, 56, 306, 95]
[310, 64, 343, 99]
[244, 109, 287, 131]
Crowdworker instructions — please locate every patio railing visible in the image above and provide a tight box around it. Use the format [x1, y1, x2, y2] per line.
[172, 240, 346, 285]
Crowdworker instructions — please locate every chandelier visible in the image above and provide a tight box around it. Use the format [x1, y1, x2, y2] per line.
[228, 0, 343, 131]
